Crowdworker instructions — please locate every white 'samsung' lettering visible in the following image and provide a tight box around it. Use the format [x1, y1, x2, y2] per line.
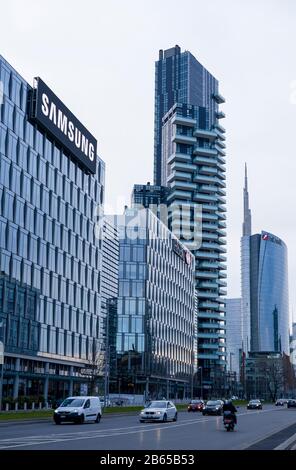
[40, 92, 94, 162]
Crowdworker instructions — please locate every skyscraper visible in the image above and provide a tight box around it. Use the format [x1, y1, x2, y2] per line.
[241, 165, 252, 353]
[240, 169, 290, 355]
[225, 298, 242, 377]
[156, 44, 227, 388]
[154, 45, 220, 186]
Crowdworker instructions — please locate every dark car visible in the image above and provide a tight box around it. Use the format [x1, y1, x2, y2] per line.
[188, 400, 204, 412]
[287, 399, 296, 408]
[247, 399, 262, 410]
[275, 399, 285, 406]
[202, 400, 223, 416]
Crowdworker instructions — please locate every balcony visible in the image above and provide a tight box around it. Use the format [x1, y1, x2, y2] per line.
[215, 122, 226, 133]
[172, 115, 196, 126]
[194, 155, 217, 166]
[202, 232, 218, 241]
[198, 281, 219, 289]
[202, 222, 219, 231]
[202, 212, 219, 222]
[202, 203, 218, 212]
[215, 139, 226, 149]
[199, 184, 217, 193]
[170, 180, 196, 191]
[194, 174, 218, 184]
[193, 193, 217, 203]
[193, 146, 217, 157]
[213, 92, 225, 104]
[167, 171, 192, 183]
[201, 241, 221, 251]
[199, 301, 219, 309]
[198, 260, 219, 269]
[195, 271, 219, 279]
[197, 333, 220, 340]
[167, 189, 192, 201]
[217, 155, 226, 165]
[199, 343, 219, 350]
[171, 161, 196, 173]
[195, 250, 219, 260]
[172, 132, 196, 145]
[216, 110, 225, 119]
[199, 166, 218, 176]
[167, 152, 191, 164]
[199, 351, 220, 360]
[198, 312, 225, 321]
[193, 128, 217, 140]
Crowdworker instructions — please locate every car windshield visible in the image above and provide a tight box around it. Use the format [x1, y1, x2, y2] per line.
[146, 401, 167, 409]
[250, 400, 260, 403]
[207, 401, 219, 406]
[60, 398, 85, 407]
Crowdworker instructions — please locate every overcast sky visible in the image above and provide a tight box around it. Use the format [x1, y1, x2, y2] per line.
[1, 0, 296, 325]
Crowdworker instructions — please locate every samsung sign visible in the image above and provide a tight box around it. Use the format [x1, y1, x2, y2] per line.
[29, 77, 97, 174]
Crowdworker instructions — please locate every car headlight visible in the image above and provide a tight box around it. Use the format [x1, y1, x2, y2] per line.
[216, 407, 220, 410]
[155, 411, 162, 415]
[54, 410, 58, 413]
[140, 411, 145, 415]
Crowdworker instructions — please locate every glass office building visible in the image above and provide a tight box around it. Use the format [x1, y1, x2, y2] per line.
[225, 298, 242, 377]
[248, 232, 289, 355]
[0, 55, 105, 401]
[154, 45, 220, 185]
[114, 208, 196, 398]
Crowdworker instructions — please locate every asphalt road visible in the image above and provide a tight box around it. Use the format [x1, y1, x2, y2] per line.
[0, 405, 295, 450]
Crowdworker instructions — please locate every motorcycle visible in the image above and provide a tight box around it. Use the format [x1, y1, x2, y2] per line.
[223, 411, 235, 432]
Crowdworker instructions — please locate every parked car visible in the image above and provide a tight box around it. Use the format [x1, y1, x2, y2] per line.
[202, 400, 223, 416]
[139, 400, 177, 423]
[247, 399, 262, 410]
[187, 400, 204, 412]
[53, 396, 102, 424]
[287, 399, 296, 408]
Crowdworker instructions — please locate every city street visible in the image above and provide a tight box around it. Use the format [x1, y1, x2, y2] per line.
[0, 405, 295, 450]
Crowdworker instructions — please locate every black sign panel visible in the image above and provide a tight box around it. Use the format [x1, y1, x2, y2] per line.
[29, 77, 97, 174]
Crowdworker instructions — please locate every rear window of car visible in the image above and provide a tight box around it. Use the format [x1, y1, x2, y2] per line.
[207, 401, 219, 405]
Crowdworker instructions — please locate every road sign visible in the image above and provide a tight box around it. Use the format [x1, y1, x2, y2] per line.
[0, 341, 3, 365]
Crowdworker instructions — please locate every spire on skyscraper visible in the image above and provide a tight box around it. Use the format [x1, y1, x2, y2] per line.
[242, 163, 252, 236]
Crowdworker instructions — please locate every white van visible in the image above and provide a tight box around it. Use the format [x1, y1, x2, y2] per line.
[53, 396, 102, 424]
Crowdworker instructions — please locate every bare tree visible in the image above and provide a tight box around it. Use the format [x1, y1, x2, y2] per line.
[263, 358, 284, 402]
[81, 341, 105, 395]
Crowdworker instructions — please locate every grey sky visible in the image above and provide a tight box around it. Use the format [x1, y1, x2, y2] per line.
[1, 0, 296, 324]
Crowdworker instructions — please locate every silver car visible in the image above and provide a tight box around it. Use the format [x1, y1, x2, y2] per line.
[139, 400, 178, 423]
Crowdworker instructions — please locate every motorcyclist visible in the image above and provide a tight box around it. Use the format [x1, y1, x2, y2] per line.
[223, 399, 237, 424]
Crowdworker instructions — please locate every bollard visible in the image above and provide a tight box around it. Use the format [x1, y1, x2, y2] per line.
[39, 402, 42, 410]
[24, 402, 27, 411]
[15, 402, 18, 411]
[32, 402, 35, 410]
[5, 403, 9, 412]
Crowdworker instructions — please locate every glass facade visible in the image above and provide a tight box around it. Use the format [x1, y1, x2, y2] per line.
[154, 46, 218, 185]
[114, 208, 196, 398]
[248, 232, 289, 355]
[225, 298, 242, 377]
[0, 55, 105, 401]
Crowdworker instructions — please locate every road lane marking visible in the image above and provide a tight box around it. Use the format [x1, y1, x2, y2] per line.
[0, 407, 284, 450]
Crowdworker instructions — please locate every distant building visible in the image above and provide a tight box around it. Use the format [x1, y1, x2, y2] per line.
[225, 298, 242, 377]
[240, 167, 290, 356]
